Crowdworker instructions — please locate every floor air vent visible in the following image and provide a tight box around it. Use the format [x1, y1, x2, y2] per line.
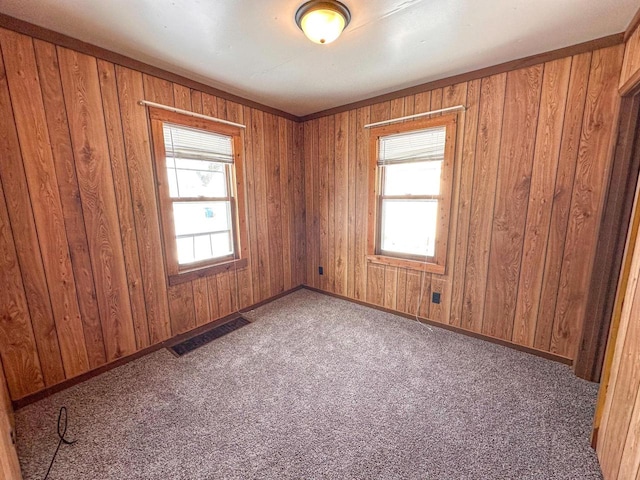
[169, 317, 250, 356]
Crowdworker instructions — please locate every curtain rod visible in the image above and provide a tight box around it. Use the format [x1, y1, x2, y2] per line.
[364, 105, 466, 129]
[138, 100, 246, 129]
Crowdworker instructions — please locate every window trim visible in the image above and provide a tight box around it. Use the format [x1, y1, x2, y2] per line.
[148, 107, 249, 285]
[367, 113, 458, 275]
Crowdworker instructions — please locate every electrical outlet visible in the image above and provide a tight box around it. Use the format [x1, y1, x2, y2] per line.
[319, 266, 324, 275]
[432, 292, 441, 304]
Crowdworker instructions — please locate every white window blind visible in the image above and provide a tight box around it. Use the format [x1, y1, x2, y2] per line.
[164, 123, 234, 164]
[378, 126, 446, 166]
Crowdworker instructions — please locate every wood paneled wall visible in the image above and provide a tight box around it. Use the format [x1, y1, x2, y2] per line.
[0, 22, 628, 401]
[303, 44, 625, 361]
[597, 187, 640, 480]
[0, 364, 21, 479]
[0, 28, 306, 401]
[621, 22, 640, 94]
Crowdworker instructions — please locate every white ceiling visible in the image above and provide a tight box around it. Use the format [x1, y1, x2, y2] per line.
[1, 0, 636, 116]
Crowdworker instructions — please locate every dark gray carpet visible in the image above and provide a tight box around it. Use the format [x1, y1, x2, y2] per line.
[15, 289, 602, 479]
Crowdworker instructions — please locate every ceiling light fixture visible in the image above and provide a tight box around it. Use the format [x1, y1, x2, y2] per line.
[295, 0, 351, 45]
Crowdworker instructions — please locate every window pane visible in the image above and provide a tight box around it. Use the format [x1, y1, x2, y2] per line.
[166, 158, 227, 198]
[380, 199, 437, 257]
[173, 201, 230, 236]
[176, 236, 196, 264]
[173, 201, 234, 265]
[382, 161, 442, 196]
[210, 231, 233, 258]
[175, 232, 233, 265]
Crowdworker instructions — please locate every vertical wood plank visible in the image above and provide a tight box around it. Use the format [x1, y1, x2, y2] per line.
[334, 111, 349, 296]
[318, 116, 329, 291]
[535, 52, 592, 351]
[143, 75, 174, 106]
[304, 121, 315, 286]
[243, 106, 262, 301]
[0, 362, 22, 478]
[414, 91, 432, 114]
[366, 264, 385, 306]
[617, 386, 640, 479]
[326, 115, 336, 293]
[173, 83, 190, 109]
[354, 107, 371, 300]
[384, 266, 397, 309]
[278, 117, 293, 291]
[167, 283, 196, 335]
[265, 113, 284, 295]
[346, 109, 357, 298]
[461, 73, 507, 333]
[96, 59, 151, 350]
[206, 276, 221, 322]
[250, 110, 272, 301]
[0, 178, 45, 398]
[483, 65, 543, 340]
[0, 46, 65, 386]
[190, 90, 202, 112]
[396, 268, 408, 313]
[293, 121, 306, 287]
[418, 273, 432, 320]
[405, 271, 422, 316]
[450, 79, 481, 328]
[192, 278, 211, 326]
[216, 273, 233, 317]
[512, 58, 571, 346]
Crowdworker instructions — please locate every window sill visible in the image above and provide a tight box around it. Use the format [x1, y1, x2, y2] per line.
[168, 257, 248, 286]
[366, 255, 445, 275]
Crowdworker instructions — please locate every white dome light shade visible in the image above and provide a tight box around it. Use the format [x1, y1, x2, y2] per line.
[295, 1, 351, 45]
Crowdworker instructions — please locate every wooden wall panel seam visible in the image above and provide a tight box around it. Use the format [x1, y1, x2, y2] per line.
[97, 59, 152, 350]
[508, 65, 547, 344]
[533, 52, 592, 351]
[483, 66, 544, 340]
[0, 44, 66, 388]
[450, 80, 480, 328]
[57, 47, 138, 361]
[0, 175, 46, 398]
[529, 57, 572, 347]
[33, 40, 108, 370]
[478, 73, 509, 336]
[550, 45, 624, 358]
[114, 66, 172, 344]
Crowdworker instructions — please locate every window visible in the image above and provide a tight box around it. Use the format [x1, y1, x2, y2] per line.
[368, 114, 457, 274]
[149, 108, 248, 284]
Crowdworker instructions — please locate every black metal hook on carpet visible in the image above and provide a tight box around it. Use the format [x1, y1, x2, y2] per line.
[43, 406, 77, 480]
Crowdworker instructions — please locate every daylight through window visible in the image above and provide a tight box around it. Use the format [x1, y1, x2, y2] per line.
[149, 108, 248, 283]
[163, 124, 236, 265]
[368, 114, 457, 274]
